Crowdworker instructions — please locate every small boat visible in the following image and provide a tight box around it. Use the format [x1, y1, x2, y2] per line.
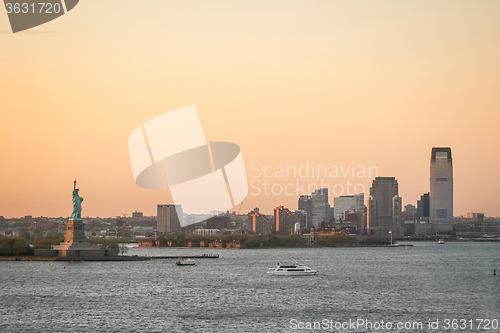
[267, 263, 318, 276]
[438, 239, 445, 244]
[175, 258, 195, 266]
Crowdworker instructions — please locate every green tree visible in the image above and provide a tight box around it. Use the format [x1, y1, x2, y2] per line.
[19, 229, 31, 243]
[0, 236, 34, 255]
[32, 232, 64, 249]
[175, 233, 187, 247]
[34, 231, 45, 241]
[157, 234, 165, 243]
[245, 236, 260, 248]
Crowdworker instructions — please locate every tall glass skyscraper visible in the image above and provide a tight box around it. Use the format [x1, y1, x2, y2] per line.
[430, 147, 453, 232]
[311, 188, 329, 228]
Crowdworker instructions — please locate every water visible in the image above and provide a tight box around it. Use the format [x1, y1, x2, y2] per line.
[0, 242, 498, 332]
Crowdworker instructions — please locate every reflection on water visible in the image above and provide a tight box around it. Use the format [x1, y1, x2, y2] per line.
[0, 242, 498, 332]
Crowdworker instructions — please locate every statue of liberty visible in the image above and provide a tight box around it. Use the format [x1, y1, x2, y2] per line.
[71, 180, 84, 220]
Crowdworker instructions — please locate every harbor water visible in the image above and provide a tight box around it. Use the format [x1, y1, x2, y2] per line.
[0, 241, 498, 332]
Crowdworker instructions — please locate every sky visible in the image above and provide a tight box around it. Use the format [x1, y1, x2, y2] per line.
[1, 0, 500, 218]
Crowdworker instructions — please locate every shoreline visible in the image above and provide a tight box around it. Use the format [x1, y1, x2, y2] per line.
[0, 256, 150, 262]
[0, 254, 221, 262]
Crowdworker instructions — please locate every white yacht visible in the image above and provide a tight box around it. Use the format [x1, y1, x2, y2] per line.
[267, 263, 318, 276]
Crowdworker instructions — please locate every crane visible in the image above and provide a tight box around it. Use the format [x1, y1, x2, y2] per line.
[237, 200, 244, 215]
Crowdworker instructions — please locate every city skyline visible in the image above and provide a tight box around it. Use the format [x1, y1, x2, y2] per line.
[0, 146, 496, 219]
[0, 155, 489, 222]
[2, 1, 500, 218]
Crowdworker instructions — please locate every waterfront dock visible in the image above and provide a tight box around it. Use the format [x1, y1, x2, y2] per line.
[149, 254, 220, 259]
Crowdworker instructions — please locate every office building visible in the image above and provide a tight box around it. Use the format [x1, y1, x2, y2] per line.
[333, 193, 365, 221]
[298, 195, 313, 228]
[367, 177, 402, 236]
[392, 195, 402, 227]
[429, 147, 453, 232]
[311, 188, 329, 228]
[416, 193, 430, 220]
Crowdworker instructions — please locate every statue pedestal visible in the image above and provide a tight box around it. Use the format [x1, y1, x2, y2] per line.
[50, 219, 117, 257]
[64, 219, 87, 244]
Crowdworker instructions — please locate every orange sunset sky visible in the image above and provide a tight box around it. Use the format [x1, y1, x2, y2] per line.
[1, 1, 499, 218]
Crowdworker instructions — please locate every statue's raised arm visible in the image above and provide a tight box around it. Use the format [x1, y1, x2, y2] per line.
[70, 180, 84, 220]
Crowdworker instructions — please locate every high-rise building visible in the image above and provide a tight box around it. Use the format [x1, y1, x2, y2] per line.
[367, 177, 401, 236]
[392, 195, 402, 227]
[327, 206, 335, 221]
[333, 193, 365, 221]
[416, 193, 430, 220]
[311, 188, 329, 228]
[293, 210, 308, 231]
[157, 204, 182, 233]
[429, 147, 453, 232]
[369, 177, 398, 227]
[298, 195, 313, 228]
[274, 206, 296, 235]
[367, 195, 377, 232]
[249, 211, 272, 234]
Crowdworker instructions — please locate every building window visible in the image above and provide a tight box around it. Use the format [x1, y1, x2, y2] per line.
[436, 209, 447, 218]
[436, 152, 448, 158]
[436, 178, 447, 181]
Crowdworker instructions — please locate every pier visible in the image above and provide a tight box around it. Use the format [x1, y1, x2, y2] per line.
[149, 254, 220, 260]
